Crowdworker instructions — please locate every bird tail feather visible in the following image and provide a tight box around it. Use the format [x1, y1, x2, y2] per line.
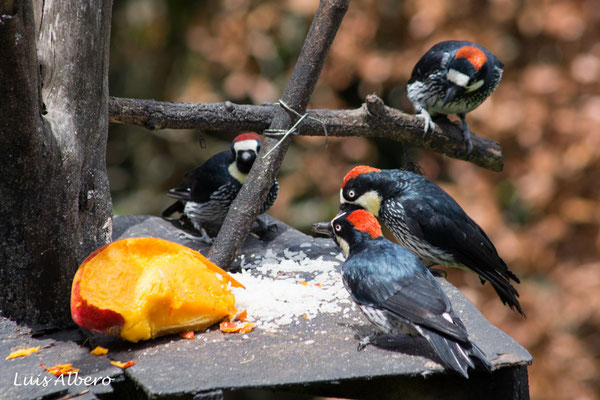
[418, 326, 491, 378]
[162, 200, 184, 218]
[484, 272, 525, 317]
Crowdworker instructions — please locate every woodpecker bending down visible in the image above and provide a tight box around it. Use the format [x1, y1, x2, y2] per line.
[340, 166, 524, 316]
[407, 40, 503, 155]
[313, 209, 492, 378]
[162, 133, 279, 243]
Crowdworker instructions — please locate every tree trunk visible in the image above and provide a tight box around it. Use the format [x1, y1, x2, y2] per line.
[0, 0, 113, 328]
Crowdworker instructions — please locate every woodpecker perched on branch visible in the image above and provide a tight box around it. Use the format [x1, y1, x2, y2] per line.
[162, 133, 279, 242]
[407, 40, 503, 155]
[339, 166, 524, 316]
[313, 209, 492, 378]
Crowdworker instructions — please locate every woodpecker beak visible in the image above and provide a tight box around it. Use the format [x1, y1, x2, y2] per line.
[238, 150, 255, 163]
[442, 85, 459, 107]
[312, 222, 333, 237]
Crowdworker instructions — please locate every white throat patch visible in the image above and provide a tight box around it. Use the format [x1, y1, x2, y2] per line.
[336, 237, 350, 258]
[339, 189, 381, 217]
[228, 163, 248, 183]
[447, 68, 470, 88]
[466, 79, 484, 92]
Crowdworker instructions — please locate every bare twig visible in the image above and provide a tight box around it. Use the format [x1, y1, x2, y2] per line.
[206, 0, 350, 268]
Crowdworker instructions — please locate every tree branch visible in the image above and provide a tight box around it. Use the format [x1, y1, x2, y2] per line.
[109, 97, 275, 131]
[109, 95, 504, 172]
[207, 0, 350, 268]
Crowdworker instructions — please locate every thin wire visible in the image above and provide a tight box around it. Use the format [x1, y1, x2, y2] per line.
[262, 113, 307, 158]
[262, 100, 329, 159]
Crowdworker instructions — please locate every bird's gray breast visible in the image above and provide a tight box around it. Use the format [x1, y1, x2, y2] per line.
[183, 183, 239, 227]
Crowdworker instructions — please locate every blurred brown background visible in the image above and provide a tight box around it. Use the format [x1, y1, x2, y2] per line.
[108, 0, 600, 398]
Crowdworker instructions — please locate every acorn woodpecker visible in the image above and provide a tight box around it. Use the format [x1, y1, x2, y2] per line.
[313, 209, 492, 378]
[407, 40, 503, 154]
[162, 133, 279, 242]
[339, 166, 524, 316]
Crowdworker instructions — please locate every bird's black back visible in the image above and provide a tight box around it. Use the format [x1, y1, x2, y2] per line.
[409, 40, 503, 85]
[343, 238, 469, 342]
[166, 151, 238, 204]
[376, 170, 523, 315]
[380, 171, 508, 269]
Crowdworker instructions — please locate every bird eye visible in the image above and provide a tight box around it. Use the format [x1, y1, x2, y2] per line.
[334, 224, 342, 232]
[347, 190, 356, 199]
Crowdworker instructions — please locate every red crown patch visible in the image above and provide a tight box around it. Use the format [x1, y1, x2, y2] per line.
[342, 165, 381, 188]
[455, 46, 487, 71]
[347, 209, 382, 239]
[233, 133, 260, 142]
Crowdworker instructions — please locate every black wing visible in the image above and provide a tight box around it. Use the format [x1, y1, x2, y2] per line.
[166, 151, 232, 204]
[408, 41, 458, 84]
[161, 200, 184, 217]
[345, 246, 469, 342]
[401, 194, 524, 315]
[259, 180, 280, 214]
[379, 271, 468, 342]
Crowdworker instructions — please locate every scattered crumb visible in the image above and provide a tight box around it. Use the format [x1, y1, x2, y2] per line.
[231, 249, 349, 331]
[90, 346, 108, 355]
[6, 346, 40, 360]
[110, 360, 135, 369]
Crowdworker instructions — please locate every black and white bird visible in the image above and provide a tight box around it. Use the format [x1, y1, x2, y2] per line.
[162, 133, 279, 242]
[407, 40, 504, 154]
[313, 208, 492, 378]
[339, 166, 524, 316]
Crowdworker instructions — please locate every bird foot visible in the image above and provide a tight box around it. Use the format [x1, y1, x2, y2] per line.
[251, 218, 279, 242]
[178, 228, 214, 244]
[356, 335, 371, 351]
[457, 116, 473, 156]
[415, 109, 437, 136]
[355, 332, 381, 351]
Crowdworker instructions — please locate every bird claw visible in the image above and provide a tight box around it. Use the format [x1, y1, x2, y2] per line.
[415, 109, 437, 136]
[464, 138, 473, 157]
[178, 228, 213, 244]
[355, 332, 382, 351]
[457, 115, 473, 157]
[251, 218, 279, 242]
[356, 335, 371, 351]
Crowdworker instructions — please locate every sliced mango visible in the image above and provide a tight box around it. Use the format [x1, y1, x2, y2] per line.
[71, 237, 242, 342]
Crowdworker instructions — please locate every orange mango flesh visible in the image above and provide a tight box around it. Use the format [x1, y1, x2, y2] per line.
[71, 238, 243, 342]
